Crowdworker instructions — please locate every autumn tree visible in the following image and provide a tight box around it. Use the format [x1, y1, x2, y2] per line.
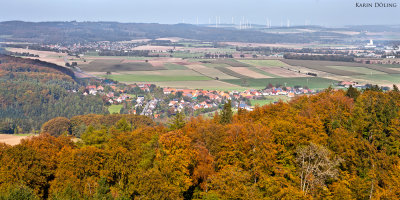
[296, 143, 341, 195]
[41, 117, 71, 136]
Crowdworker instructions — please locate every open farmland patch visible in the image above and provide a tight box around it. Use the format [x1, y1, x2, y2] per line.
[211, 59, 253, 67]
[124, 80, 244, 90]
[378, 64, 400, 68]
[327, 66, 386, 75]
[111, 70, 203, 76]
[185, 64, 238, 79]
[221, 77, 336, 89]
[257, 66, 308, 77]
[227, 67, 272, 78]
[79, 59, 164, 72]
[100, 74, 211, 82]
[352, 74, 400, 85]
[248, 67, 281, 78]
[363, 65, 400, 74]
[215, 67, 252, 79]
[282, 59, 364, 76]
[163, 63, 188, 70]
[283, 59, 400, 74]
[239, 59, 288, 67]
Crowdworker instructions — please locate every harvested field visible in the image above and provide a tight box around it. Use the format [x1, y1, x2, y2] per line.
[257, 66, 309, 77]
[222, 77, 337, 89]
[6, 47, 79, 66]
[227, 67, 272, 78]
[239, 59, 288, 67]
[215, 67, 252, 79]
[185, 65, 238, 79]
[79, 59, 164, 72]
[0, 134, 32, 145]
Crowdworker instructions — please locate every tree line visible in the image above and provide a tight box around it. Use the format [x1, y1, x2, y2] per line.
[2, 87, 400, 199]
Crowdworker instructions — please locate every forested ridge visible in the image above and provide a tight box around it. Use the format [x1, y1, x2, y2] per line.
[1, 87, 400, 199]
[0, 55, 106, 133]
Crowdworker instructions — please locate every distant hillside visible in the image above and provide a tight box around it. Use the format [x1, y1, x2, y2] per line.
[0, 55, 107, 133]
[0, 21, 347, 44]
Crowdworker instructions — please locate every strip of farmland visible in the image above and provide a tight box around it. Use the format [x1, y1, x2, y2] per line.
[215, 67, 253, 79]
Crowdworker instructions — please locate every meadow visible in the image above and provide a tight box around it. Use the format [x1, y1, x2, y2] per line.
[250, 96, 291, 106]
[327, 66, 386, 75]
[108, 104, 123, 114]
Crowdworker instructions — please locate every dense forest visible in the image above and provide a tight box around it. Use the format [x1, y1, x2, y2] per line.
[1, 87, 400, 199]
[0, 55, 107, 133]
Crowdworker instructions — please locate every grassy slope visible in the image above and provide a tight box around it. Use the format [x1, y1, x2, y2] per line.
[108, 105, 123, 114]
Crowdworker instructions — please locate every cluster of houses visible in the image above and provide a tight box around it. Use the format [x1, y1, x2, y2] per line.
[164, 87, 316, 111]
[79, 81, 319, 118]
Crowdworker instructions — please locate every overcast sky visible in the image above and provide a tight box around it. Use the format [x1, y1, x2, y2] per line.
[1, 0, 399, 26]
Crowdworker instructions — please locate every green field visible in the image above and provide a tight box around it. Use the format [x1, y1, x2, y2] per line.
[327, 66, 386, 75]
[222, 77, 337, 89]
[353, 74, 400, 84]
[163, 63, 188, 70]
[250, 96, 291, 106]
[377, 64, 400, 68]
[102, 74, 212, 82]
[108, 105, 123, 114]
[239, 60, 287, 67]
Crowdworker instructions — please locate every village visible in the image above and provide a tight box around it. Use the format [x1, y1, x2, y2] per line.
[81, 80, 318, 119]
